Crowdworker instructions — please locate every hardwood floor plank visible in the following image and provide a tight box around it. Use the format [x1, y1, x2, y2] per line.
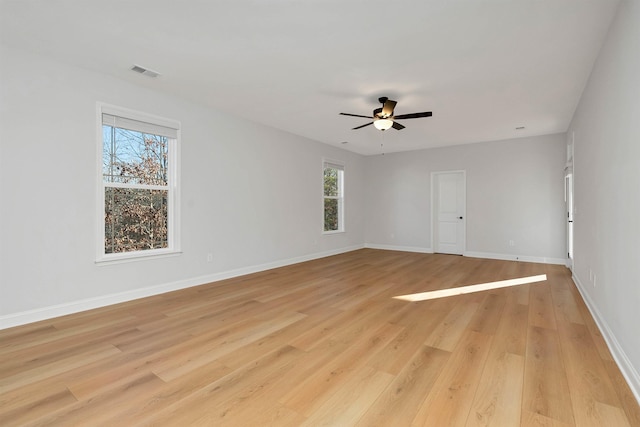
[529, 282, 558, 330]
[0, 325, 139, 377]
[465, 292, 529, 426]
[411, 330, 494, 426]
[152, 311, 306, 382]
[66, 352, 171, 400]
[208, 403, 306, 427]
[466, 351, 525, 426]
[467, 292, 507, 334]
[280, 321, 403, 416]
[145, 345, 304, 425]
[28, 373, 166, 426]
[521, 410, 574, 427]
[288, 306, 363, 352]
[93, 361, 233, 425]
[495, 300, 529, 357]
[0, 344, 121, 394]
[0, 315, 136, 356]
[252, 276, 333, 303]
[550, 287, 585, 325]
[522, 326, 575, 425]
[547, 265, 585, 326]
[300, 366, 394, 426]
[0, 325, 58, 353]
[603, 359, 640, 425]
[356, 345, 451, 426]
[216, 309, 341, 370]
[594, 401, 633, 427]
[571, 288, 616, 363]
[257, 339, 351, 407]
[558, 321, 626, 426]
[507, 281, 532, 306]
[424, 294, 483, 352]
[329, 281, 397, 311]
[0, 386, 77, 426]
[366, 305, 449, 375]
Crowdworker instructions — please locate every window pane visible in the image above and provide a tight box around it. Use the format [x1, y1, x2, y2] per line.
[324, 167, 338, 196]
[103, 125, 169, 185]
[105, 187, 168, 254]
[324, 198, 339, 231]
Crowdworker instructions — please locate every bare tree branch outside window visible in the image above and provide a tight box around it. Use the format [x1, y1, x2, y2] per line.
[323, 166, 343, 232]
[103, 126, 169, 253]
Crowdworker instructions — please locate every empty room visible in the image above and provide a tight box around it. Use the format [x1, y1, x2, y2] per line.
[1, 1, 639, 426]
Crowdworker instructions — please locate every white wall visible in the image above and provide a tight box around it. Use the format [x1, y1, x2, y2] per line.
[568, 0, 640, 398]
[364, 134, 567, 263]
[0, 46, 365, 326]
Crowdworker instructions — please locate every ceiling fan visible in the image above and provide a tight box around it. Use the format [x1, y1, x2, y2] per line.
[340, 97, 432, 131]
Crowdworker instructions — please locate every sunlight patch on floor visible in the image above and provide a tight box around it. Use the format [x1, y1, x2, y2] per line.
[393, 274, 547, 302]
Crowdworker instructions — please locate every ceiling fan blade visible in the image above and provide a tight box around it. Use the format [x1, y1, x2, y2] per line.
[381, 99, 397, 117]
[392, 121, 405, 130]
[340, 112, 373, 119]
[352, 122, 373, 130]
[394, 111, 433, 120]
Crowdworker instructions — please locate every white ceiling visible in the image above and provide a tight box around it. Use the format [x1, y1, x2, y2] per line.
[0, 0, 620, 155]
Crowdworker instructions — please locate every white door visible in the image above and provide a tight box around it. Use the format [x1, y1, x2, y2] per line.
[433, 171, 465, 255]
[565, 172, 574, 269]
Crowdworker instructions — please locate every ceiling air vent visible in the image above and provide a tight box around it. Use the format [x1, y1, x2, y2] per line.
[130, 65, 160, 78]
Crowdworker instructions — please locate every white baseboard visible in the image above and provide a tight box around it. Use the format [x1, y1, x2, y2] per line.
[464, 251, 566, 265]
[364, 243, 433, 253]
[0, 244, 364, 330]
[571, 274, 640, 404]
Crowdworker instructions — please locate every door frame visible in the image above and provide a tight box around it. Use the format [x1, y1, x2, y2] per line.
[565, 130, 574, 270]
[431, 170, 466, 254]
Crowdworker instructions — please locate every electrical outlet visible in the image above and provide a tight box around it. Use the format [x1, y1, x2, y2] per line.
[509, 240, 515, 247]
[207, 253, 213, 263]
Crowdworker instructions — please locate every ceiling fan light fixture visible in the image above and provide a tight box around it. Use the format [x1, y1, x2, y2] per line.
[374, 118, 393, 131]
[340, 97, 431, 132]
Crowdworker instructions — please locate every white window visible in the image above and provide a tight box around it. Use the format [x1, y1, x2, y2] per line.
[97, 104, 180, 261]
[323, 161, 344, 233]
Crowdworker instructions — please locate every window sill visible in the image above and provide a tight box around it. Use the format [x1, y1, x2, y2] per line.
[96, 250, 182, 266]
[323, 230, 345, 235]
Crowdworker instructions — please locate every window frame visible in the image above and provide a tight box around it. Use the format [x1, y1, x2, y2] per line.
[322, 159, 345, 234]
[96, 103, 181, 263]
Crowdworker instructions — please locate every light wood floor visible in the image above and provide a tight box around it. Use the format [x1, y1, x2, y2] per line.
[1, 249, 639, 426]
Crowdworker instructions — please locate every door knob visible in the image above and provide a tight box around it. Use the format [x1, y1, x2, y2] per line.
[458, 216, 463, 219]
